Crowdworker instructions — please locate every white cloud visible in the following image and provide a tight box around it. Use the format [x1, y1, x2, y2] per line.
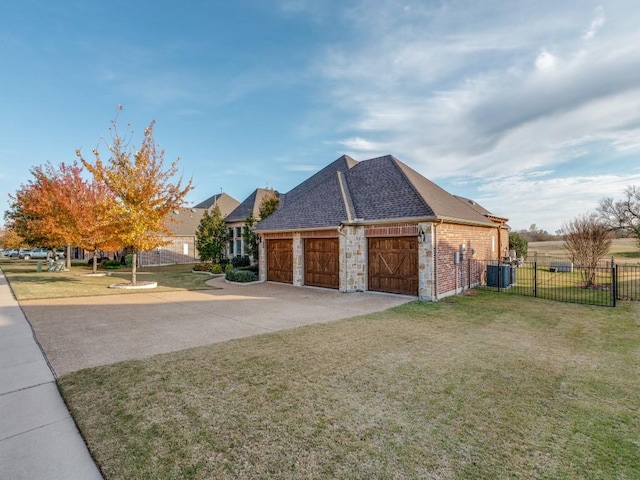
[474, 172, 640, 232]
[583, 6, 606, 40]
[338, 137, 388, 152]
[305, 1, 640, 231]
[535, 50, 557, 71]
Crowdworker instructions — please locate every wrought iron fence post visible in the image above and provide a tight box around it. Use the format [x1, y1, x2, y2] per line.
[612, 264, 617, 307]
[534, 261, 538, 298]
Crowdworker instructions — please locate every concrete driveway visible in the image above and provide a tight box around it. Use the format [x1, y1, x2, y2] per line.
[21, 278, 411, 376]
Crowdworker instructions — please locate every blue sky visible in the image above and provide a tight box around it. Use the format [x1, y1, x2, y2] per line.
[2, 1, 640, 233]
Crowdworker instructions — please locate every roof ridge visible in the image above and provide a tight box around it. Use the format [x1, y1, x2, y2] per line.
[336, 171, 356, 222]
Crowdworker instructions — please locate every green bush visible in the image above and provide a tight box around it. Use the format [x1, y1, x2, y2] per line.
[237, 264, 259, 274]
[509, 232, 529, 258]
[225, 269, 257, 283]
[211, 263, 223, 274]
[193, 263, 213, 272]
[225, 263, 234, 273]
[104, 260, 122, 269]
[231, 255, 251, 268]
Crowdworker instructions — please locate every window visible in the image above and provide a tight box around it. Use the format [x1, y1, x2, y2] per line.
[235, 227, 242, 238]
[492, 235, 496, 252]
[235, 239, 242, 256]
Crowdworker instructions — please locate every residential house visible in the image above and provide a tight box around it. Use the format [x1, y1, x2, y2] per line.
[138, 193, 239, 266]
[255, 155, 509, 301]
[225, 188, 280, 260]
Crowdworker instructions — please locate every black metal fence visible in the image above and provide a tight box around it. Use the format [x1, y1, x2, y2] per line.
[617, 264, 640, 301]
[468, 258, 640, 307]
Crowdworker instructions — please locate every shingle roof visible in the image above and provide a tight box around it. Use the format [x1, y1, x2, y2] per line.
[256, 154, 506, 231]
[193, 193, 240, 218]
[281, 155, 357, 206]
[454, 195, 507, 222]
[194, 194, 222, 208]
[225, 188, 281, 223]
[166, 208, 207, 235]
[256, 171, 350, 230]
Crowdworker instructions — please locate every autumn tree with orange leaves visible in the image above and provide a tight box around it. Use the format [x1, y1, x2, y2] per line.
[78, 113, 192, 285]
[5, 161, 118, 271]
[0, 226, 24, 249]
[40, 161, 119, 272]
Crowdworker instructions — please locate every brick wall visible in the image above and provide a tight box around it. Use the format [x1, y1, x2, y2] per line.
[435, 223, 507, 298]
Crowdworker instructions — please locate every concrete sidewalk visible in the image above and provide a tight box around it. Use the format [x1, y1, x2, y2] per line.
[0, 271, 102, 479]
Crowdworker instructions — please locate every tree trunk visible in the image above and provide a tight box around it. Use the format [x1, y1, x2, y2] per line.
[66, 245, 71, 270]
[132, 251, 137, 285]
[92, 251, 98, 274]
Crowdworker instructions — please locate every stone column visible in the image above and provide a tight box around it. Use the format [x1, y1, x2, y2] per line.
[292, 233, 304, 287]
[418, 222, 435, 301]
[339, 226, 367, 292]
[258, 237, 267, 282]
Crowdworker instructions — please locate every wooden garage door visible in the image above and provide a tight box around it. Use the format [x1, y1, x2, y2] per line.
[267, 239, 293, 284]
[305, 238, 339, 289]
[368, 237, 418, 295]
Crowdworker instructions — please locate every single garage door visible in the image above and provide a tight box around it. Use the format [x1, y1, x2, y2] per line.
[267, 239, 293, 284]
[368, 237, 418, 296]
[304, 238, 339, 289]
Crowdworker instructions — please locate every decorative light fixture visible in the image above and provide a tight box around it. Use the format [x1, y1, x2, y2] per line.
[417, 225, 427, 244]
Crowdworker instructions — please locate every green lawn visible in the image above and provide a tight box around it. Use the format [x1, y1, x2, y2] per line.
[0, 260, 218, 300]
[505, 265, 616, 306]
[529, 238, 640, 264]
[58, 291, 640, 479]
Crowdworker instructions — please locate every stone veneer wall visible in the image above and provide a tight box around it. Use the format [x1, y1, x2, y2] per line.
[292, 233, 304, 286]
[339, 225, 367, 292]
[258, 239, 267, 282]
[417, 222, 435, 301]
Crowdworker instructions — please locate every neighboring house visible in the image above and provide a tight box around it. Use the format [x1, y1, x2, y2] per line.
[225, 188, 281, 259]
[255, 154, 509, 301]
[194, 192, 240, 215]
[138, 193, 240, 267]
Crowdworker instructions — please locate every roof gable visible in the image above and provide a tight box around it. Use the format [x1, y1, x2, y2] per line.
[225, 188, 280, 223]
[194, 192, 240, 218]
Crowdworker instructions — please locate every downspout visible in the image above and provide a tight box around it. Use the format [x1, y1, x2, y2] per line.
[497, 221, 504, 261]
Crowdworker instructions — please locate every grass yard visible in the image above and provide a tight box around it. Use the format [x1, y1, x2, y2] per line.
[529, 238, 640, 264]
[0, 260, 218, 300]
[505, 264, 616, 306]
[59, 291, 640, 479]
